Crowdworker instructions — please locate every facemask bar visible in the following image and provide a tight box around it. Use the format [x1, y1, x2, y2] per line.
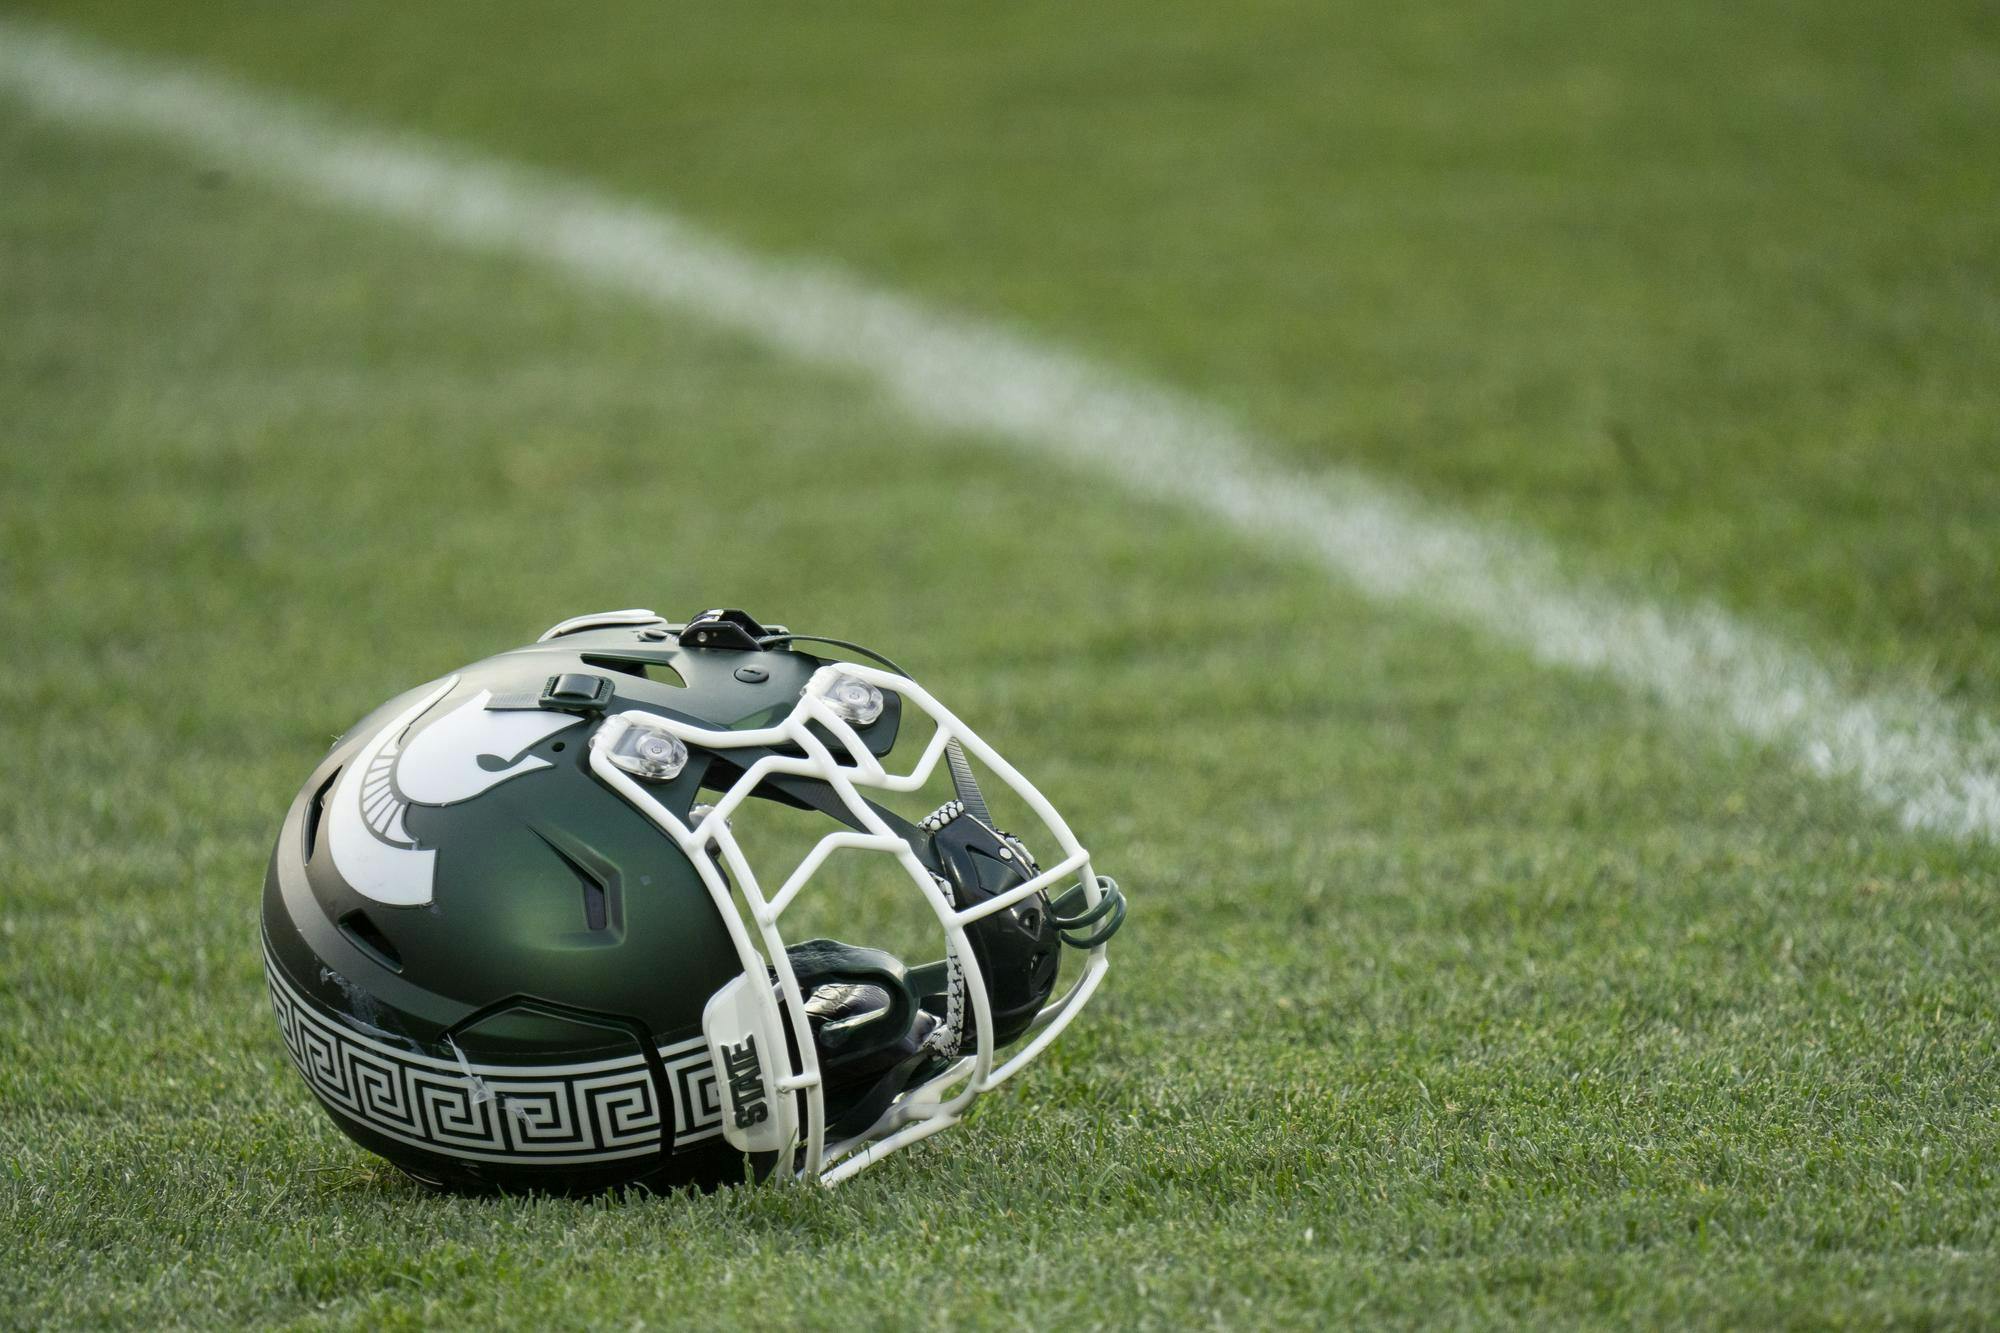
[585, 663, 1113, 1186]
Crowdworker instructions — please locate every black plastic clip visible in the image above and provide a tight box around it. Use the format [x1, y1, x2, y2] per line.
[539, 672, 615, 714]
[679, 608, 773, 651]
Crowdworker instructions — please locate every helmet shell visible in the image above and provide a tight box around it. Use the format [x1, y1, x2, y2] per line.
[260, 623, 896, 1193]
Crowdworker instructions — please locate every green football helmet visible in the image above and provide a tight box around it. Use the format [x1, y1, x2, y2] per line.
[261, 608, 1125, 1192]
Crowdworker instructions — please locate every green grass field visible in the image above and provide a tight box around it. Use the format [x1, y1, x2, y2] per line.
[3, 2, 1997, 1327]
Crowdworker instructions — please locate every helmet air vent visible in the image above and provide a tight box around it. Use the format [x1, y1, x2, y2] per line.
[337, 909, 403, 973]
[301, 765, 341, 869]
[561, 849, 612, 932]
[579, 654, 687, 688]
[530, 827, 623, 936]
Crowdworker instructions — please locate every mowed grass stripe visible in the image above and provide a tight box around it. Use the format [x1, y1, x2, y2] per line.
[2, 15, 1997, 848]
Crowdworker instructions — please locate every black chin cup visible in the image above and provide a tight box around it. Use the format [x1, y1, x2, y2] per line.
[784, 816, 1116, 1143]
[927, 808, 1063, 1049]
[785, 938, 940, 1141]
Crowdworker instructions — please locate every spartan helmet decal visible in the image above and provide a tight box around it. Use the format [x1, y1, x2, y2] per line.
[325, 675, 583, 906]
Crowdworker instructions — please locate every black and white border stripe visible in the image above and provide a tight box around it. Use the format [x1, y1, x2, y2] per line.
[265, 950, 722, 1165]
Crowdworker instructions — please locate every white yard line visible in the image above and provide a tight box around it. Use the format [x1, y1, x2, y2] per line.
[5, 19, 1997, 841]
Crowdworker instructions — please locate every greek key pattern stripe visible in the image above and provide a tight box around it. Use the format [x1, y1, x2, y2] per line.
[265, 954, 723, 1165]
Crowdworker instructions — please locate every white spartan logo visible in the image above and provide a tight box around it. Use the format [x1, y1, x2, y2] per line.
[326, 675, 583, 907]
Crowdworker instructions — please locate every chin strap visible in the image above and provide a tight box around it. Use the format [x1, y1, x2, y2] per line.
[944, 739, 994, 827]
[921, 873, 969, 1060]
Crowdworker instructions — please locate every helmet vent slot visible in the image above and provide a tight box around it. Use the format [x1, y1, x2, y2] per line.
[579, 872, 609, 932]
[302, 765, 341, 868]
[337, 909, 403, 972]
[542, 840, 612, 932]
[580, 655, 686, 688]
[528, 828, 624, 938]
